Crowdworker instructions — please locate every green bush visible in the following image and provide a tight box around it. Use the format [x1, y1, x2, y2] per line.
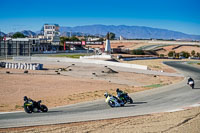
[191, 50, 195, 56]
[180, 51, 190, 58]
[131, 49, 145, 55]
[168, 51, 175, 57]
[196, 52, 200, 57]
[159, 54, 164, 57]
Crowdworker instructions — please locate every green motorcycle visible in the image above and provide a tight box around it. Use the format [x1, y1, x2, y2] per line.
[23, 100, 48, 114]
[117, 93, 133, 104]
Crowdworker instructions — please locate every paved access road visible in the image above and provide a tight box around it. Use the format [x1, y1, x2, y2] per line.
[0, 61, 200, 128]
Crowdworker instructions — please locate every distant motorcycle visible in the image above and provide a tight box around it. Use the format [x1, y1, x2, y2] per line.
[23, 100, 48, 113]
[104, 93, 124, 107]
[117, 92, 133, 104]
[188, 81, 195, 89]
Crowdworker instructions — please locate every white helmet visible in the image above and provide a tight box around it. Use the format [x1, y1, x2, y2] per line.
[104, 92, 108, 98]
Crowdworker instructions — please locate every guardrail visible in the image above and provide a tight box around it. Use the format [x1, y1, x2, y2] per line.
[1, 62, 43, 70]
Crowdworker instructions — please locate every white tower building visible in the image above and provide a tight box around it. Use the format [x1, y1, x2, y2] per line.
[105, 32, 111, 54]
[43, 24, 60, 43]
[105, 39, 111, 53]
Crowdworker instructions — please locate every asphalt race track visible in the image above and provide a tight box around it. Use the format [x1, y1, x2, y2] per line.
[0, 61, 200, 128]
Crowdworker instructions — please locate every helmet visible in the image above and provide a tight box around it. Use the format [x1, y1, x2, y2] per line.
[116, 88, 119, 92]
[104, 92, 108, 98]
[24, 96, 28, 101]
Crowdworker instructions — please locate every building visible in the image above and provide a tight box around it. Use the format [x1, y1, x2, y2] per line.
[0, 37, 58, 58]
[87, 37, 101, 41]
[41, 24, 60, 45]
[0, 38, 33, 57]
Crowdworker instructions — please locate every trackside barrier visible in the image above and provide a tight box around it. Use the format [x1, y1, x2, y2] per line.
[4, 62, 43, 70]
[121, 57, 159, 61]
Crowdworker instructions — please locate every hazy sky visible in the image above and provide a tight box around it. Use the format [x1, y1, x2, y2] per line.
[0, 0, 200, 35]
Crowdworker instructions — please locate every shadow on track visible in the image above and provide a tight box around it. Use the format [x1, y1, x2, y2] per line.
[192, 88, 200, 89]
[132, 102, 147, 104]
[123, 101, 147, 108]
[123, 104, 137, 107]
[46, 110, 63, 113]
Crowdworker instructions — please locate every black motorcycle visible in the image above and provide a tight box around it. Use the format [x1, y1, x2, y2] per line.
[117, 93, 133, 104]
[23, 100, 48, 113]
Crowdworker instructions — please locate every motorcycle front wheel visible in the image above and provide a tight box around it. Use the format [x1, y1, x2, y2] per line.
[24, 106, 32, 114]
[108, 101, 115, 107]
[129, 98, 133, 104]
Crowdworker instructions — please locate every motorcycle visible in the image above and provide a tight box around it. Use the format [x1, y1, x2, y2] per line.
[188, 81, 195, 89]
[117, 93, 133, 104]
[104, 93, 124, 107]
[23, 100, 48, 113]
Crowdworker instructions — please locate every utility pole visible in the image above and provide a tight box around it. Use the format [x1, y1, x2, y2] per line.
[29, 41, 31, 61]
[5, 39, 7, 60]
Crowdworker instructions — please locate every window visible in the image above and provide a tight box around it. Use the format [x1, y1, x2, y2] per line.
[45, 26, 53, 29]
[47, 31, 52, 34]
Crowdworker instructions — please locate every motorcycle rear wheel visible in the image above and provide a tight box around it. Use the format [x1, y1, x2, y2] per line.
[41, 105, 48, 112]
[192, 84, 194, 89]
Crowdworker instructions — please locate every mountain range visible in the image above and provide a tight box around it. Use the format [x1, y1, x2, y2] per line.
[0, 30, 37, 37]
[0, 31, 6, 37]
[1, 25, 200, 40]
[60, 25, 200, 40]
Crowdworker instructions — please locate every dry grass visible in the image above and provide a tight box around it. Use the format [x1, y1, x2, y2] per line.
[0, 61, 183, 112]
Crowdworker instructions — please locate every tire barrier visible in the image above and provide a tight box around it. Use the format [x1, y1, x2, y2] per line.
[2, 62, 43, 70]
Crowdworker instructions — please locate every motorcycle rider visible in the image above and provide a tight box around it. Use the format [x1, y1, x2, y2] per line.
[116, 88, 124, 97]
[116, 88, 127, 103]
[24, 96, 33, 102]
[23, 96, 48, 113]
[116, 88, 133, 104]
[24, 96, 38, 107]
[24, 96, 29, 102]
[187, 77, 195, 88]
[187, 77, 194, 84]
[104, 92, 109, 98]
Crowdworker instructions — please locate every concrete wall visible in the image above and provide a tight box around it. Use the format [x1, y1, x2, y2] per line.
[14, 56, 148, 70]
[80, 55, 112, 59]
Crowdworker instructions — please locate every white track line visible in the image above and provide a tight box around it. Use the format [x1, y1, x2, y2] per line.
[0, 111, 23, 114]
[165, 103, 200, 113]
